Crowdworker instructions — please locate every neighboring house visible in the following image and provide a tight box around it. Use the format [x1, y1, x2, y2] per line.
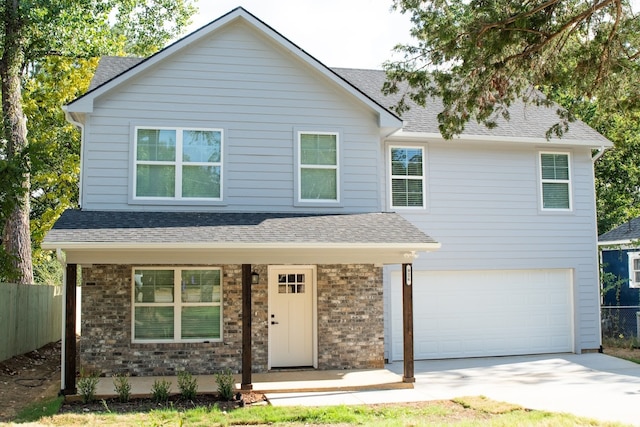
[598, 218, 640, 337]
[42, 7, 611, 393]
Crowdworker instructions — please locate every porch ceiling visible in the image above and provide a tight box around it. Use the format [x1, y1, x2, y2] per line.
[42, 210, 440, 265]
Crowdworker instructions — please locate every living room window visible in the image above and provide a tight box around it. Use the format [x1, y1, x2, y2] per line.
[132, 267, 222, 342]
[134, 127, 222, 200]
[298, 132, 339, 202]
[540, 152, 571, 210]
[390, 146, 425, 208]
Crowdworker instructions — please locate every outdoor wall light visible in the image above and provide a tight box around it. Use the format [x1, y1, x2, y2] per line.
[251, 271, 260, 285]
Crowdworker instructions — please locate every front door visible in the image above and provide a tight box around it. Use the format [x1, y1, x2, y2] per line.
[269, 266, 315, 368]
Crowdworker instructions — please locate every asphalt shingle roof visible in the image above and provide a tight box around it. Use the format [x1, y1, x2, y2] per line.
[44, 210, 437, 246]
[87, 57, 609, 143]
[599, 217, 640, 243]
[333, 68, 609, 142]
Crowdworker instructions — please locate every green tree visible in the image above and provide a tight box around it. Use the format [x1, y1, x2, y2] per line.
[541, 86, 640, 234]
[384, 0, 640, 139]
[593, 111, 640, 233]
[0, 1, 196, 284]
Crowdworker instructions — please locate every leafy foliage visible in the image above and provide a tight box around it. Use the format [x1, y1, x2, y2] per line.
[384, 0, 640, 139]
[77, 370, 100, 403]
[113, 373, 132, 403]
[215, 369, 235, 401]
[177, 370, 198, 400]
[0, 0, 197, 283]
[151, 378, 172, 402]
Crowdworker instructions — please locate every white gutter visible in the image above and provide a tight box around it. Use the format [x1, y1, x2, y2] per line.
[388, 130, 613, 148]
[62, 107, 85, 208]
[592, 145, 607, 163]
[42, 241, 442, 251]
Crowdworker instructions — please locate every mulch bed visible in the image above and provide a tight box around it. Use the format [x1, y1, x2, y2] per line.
[59, 391, 267, 414]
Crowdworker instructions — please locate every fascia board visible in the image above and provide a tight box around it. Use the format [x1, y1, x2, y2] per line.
[388, 130, 614, 148]
[42, 241, 441, 252]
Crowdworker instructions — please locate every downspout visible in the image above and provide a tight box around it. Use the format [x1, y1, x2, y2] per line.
[56, 248, 66, 394]
[63, 108, 85, 208]
[592, 146, 606, 163]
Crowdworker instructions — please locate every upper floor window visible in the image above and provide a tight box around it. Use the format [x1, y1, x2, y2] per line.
[298, 132, 339, 202]
[540, 152, 571, 210]
[132, 267, 223, 343]
[135, 127, 222, 200]
[390, 146, 425, 208]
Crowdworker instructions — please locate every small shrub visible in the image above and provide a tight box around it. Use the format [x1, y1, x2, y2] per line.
[113, 373, 131, 402]
[215, 368, 235, 401]
[177, 371, 198, 400]
[151, 378, 172, 402]
[77, 370, 100, 403]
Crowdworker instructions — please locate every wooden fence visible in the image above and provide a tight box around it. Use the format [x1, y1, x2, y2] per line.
[0, 283, 63, 362]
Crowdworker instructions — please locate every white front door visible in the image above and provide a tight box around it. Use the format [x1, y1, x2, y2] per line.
[269, 266, 315, 368]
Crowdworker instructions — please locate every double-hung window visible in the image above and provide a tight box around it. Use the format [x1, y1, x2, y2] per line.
[390, 146, 425, 208]
[132, 267, 222, 342]
[540, 152, 571, 210]
[298, 132, 339, 202]
[135, 127, 222, 200]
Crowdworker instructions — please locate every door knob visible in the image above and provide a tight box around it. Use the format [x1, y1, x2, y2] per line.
[271, 321, 279, 325]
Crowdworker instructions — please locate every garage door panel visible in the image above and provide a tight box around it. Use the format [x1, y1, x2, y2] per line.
[391, 269, 573, 360]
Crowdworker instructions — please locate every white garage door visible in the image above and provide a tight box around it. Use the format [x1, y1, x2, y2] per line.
[390, 269, 574, 360]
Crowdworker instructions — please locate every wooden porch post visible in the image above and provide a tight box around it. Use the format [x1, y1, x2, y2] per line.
[241, 264, 253, 390]
[402, 263, 415, 383]
[63, 263, 77, 395]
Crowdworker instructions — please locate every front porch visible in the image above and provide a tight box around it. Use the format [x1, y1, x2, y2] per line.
[90, 367, 410, 399]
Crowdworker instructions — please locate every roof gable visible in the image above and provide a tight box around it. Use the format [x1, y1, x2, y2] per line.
[65, 7, 401, 131]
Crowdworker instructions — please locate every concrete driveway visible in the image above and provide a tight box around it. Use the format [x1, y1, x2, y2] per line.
[266, 353, 640, 426]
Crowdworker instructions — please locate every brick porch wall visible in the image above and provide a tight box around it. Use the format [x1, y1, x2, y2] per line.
[80, 263, 383, 376]
[316, 264, 384, 369]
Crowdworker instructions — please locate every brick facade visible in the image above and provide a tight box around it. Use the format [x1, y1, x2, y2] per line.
[80, 263, 382, 376]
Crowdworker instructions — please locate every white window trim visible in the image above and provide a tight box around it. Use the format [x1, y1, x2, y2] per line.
[539, 151, 572, 212]
[389, 145, 426, 209]
[297, 131, 340, 204]
[629, 252, 640, 288]
[131, 267, 223, 344]
[133, 126, 224, 201]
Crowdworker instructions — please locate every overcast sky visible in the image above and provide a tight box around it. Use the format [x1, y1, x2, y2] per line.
[186, 0, 413, 69]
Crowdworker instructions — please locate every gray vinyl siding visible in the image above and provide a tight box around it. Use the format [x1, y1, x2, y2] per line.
[81, 21, 381, 212]
[384, 141, 600, 352]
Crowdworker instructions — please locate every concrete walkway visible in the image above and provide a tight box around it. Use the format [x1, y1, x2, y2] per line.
[266, 353, 640, 426]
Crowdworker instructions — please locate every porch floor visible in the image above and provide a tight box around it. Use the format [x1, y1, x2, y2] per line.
[92, 368, 410, 399]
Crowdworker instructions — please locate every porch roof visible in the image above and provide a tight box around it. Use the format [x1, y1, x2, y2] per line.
[42, 210, 440, 265]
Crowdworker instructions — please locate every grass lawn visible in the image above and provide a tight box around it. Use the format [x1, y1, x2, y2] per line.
[6, 395, 632, 426]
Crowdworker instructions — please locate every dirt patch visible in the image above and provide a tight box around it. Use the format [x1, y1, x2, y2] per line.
[0, 341, 61, 422]
[603, 345, 640, 362]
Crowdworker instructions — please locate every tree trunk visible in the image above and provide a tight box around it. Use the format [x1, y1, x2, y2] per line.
[1, 1, 33, 284]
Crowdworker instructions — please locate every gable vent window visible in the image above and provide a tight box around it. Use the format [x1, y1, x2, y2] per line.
[540, 152, 571, 210]
[390, 146, 425, 208]
[134, 127, 222, 200]
[628, 252, 640, 289]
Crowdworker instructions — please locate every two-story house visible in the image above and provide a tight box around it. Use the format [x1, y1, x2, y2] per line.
[43, 7, 611, 393]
